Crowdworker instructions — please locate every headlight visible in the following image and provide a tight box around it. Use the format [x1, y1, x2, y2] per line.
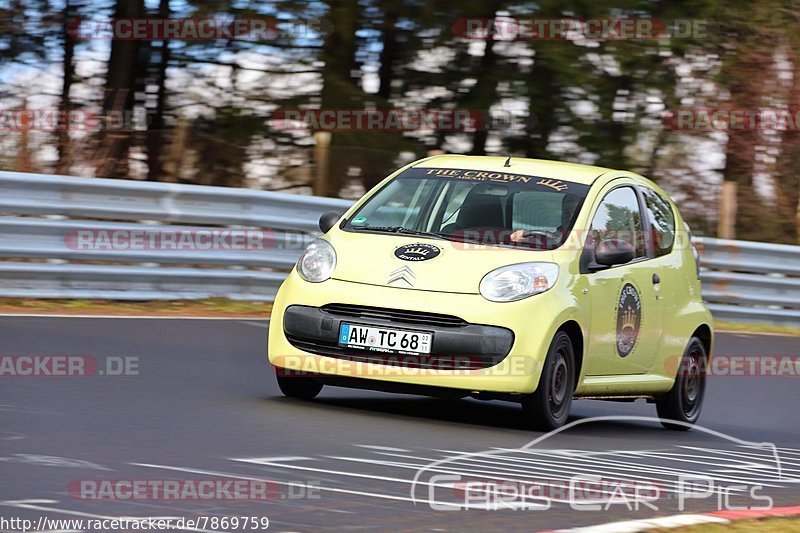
[479, 262, 559, 302]
[297, 238, 336, 282]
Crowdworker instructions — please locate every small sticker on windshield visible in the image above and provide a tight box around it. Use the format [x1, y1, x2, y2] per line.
[352, 216, 367, 225]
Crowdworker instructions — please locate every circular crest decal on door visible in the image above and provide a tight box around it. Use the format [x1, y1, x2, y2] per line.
[616, 283, 642, 357]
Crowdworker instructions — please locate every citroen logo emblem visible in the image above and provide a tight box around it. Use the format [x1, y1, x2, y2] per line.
[387, 265, 416, 287]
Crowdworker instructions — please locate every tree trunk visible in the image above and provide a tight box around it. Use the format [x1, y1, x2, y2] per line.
[525, 52, 557, 159]
[377, 2, 398, 101]
[146, 0, 171, 181]
[316, 0, 360, 197]
[16, 99, 33, 173]
[56, 0, 75, 175]
[468, 38, 498, 156]
[774, 49, 800, 244]
[96, 0, 145, 179]
[720, 43, 768, 241]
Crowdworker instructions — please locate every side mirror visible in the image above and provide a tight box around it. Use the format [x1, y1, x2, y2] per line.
[319, 211, 342, 233]
[595, 239, 635, 267]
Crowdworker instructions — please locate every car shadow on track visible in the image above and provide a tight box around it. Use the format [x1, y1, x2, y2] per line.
[265, 393, 719, 442]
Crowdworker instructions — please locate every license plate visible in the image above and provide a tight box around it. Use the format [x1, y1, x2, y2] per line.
[338, 323, 432, 355]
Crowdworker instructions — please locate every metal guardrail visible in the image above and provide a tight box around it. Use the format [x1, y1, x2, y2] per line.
[0, 170, 351, 232]
[0, 170, 350, 302]
[695, 238, 800, 326]
[0, 217, 312, 269]
[0, 171, 798, 326]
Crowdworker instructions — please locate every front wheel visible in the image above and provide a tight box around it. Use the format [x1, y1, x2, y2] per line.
[275, 368, 323, 400]
[522, 331, 576, 431]
[656, 337, 707, 430]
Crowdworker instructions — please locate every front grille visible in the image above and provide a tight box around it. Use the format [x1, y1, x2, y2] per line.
[285, 334, 498, 370]
[321, 303, 466, 328]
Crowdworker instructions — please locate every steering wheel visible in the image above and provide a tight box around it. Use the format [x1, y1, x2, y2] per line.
[508, 230, 559, 248]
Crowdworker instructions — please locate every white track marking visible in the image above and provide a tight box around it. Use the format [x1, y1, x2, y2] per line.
[609, 451, 784, 485]
[235, 456, 312, 463]
[241, 321, 270, 328]
[235, 456, 619, 506]
[678, 446, 800, 475]
[331, 455, 653, 502]
[774, 447, 800, 456]
[403, 448, 776, 490]
[391, 452, 703, 496]
[355, 445, 411, 452]
[233, 457, 433, 487]
[237, 455, 655, 505]
[0, 455, 109, 471]
[250, 442, 788, 507]
[620, 450, 775, 469]
[573, 450, 784, 486]
[131, 462, 458, 508]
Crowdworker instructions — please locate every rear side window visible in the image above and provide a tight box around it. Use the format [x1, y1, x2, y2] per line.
[642, 188, 675, 257]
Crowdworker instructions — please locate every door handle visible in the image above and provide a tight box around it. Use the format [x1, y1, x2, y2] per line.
[652, 273, 661, 285]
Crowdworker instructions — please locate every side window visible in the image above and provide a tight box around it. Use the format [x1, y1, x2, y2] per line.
[642, 188, 676, 257]
[589, 187, 646, 259]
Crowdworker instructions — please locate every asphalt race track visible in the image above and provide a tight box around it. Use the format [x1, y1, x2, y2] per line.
[1, 316, 799, 532]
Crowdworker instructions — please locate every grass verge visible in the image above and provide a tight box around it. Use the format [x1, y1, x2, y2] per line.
[0, 298, 799, 336]
[0, 298, 272, 317]
[714, 320, 800, 337]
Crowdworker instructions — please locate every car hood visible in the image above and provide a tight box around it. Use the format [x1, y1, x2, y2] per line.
[326, 231, 555, 294]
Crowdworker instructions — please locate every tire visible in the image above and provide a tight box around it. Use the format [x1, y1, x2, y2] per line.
[522, 331, 576, 431]
[275, 368, 323, 400]
[656, 337, 707, 430]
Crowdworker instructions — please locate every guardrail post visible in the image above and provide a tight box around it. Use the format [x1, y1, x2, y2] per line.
[313, 131, 332, 197]
[718, 181, 737, 239]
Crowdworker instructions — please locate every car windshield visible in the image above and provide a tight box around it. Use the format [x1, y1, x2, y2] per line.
[344, 167, 590, 250]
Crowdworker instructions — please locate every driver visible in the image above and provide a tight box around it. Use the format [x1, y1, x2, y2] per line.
[508, 193, 583, 247]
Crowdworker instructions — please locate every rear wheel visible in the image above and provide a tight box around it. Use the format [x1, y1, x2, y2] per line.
[522, 331, 575, 431]
[275, 368, 323, 400]
[656, 337, 707, 430]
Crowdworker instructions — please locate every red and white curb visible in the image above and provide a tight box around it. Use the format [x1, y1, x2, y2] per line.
[547, 505, 800, 532]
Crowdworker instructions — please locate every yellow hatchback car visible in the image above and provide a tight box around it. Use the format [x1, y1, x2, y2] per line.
[269, 155, 713, 430]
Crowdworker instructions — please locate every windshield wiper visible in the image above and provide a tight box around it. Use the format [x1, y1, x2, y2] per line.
[352, 226, 448, 240]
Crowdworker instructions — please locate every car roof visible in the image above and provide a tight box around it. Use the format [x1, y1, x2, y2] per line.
[412, 154, 620, 185]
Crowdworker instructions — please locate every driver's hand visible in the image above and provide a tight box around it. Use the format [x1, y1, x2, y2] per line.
[510, 229, 526, 243]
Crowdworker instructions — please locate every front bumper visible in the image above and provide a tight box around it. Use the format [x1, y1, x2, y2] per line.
[283, 304, 514, 370]
[268, 273, 572, 394]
